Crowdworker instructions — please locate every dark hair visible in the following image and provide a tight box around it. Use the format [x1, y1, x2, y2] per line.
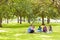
[49, 25, 52, 31]
[49, 25, 51, 27]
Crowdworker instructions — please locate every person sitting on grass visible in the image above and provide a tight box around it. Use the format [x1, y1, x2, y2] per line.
[43, 25, 47, 33]
[28, 26, 31, 33]
[37, 26, 42, 32]
[28, 25, 35, 33]
[48, 25, 52, 33]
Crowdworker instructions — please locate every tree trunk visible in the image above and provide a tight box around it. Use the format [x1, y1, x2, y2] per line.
[6, 18, 9, 24]
[19, 16, 22, 24]
[28, 18, 30, 23]
[41, 12, 44, 25]
[17, 17, 19, 23]
[23, 17, 25, 22]
[0, 17, 2, 27]
[47, 17, 50, 24]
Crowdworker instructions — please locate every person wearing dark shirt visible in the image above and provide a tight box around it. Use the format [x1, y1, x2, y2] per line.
[43, 26, 47, 33]
[37, 26, 42, 32]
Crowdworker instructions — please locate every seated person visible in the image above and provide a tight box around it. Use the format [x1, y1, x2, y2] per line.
[48, 25, 52, 33]
[28, 25, 35, 33]
[37, 26, 42, 32]
[28, 27, 31, 33]
[43, 25, 47, 33]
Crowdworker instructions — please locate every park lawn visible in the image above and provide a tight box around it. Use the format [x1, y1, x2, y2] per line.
[0, 23, 60, 40]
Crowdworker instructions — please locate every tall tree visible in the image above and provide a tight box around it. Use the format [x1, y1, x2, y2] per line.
[0, 0, 8, 27]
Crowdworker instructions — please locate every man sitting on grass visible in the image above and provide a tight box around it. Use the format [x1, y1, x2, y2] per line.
[37, 26, 42, 32]
[48, 25, 52, 33]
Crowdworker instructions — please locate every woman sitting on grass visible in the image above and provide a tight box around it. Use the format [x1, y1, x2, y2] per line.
[37, 26, 42, 32]
[28, 25, 35, 33]
[43, 25, 47, 33]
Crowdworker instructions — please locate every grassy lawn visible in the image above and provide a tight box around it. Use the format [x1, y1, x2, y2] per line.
[0, 23, 60, 40]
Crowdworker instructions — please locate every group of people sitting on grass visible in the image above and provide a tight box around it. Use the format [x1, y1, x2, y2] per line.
[27, 24, 52, 33]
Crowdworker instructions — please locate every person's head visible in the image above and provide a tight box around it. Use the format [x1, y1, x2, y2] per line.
[45, 26, 46, 28]
[42, 24, 45, 26]
[30, 24, 33, 26]
[32, 25, 35, 28]
[29, 24, 33, 28]
[50, 25, 51, 26]
[39, 26, 41, 28]
[42, 24, 46, 27]
[49, 25, 52, 28]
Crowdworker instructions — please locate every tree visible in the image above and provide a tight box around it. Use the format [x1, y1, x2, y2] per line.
[46, 0, 60, 24]
[0, 0, 8, 27]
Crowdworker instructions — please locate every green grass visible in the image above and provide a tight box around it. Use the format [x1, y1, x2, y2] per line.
[0, 23, 60, 40]
[2, 22, 60, 28]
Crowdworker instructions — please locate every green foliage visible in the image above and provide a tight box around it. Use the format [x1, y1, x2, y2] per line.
[0, 0, 60, 25]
